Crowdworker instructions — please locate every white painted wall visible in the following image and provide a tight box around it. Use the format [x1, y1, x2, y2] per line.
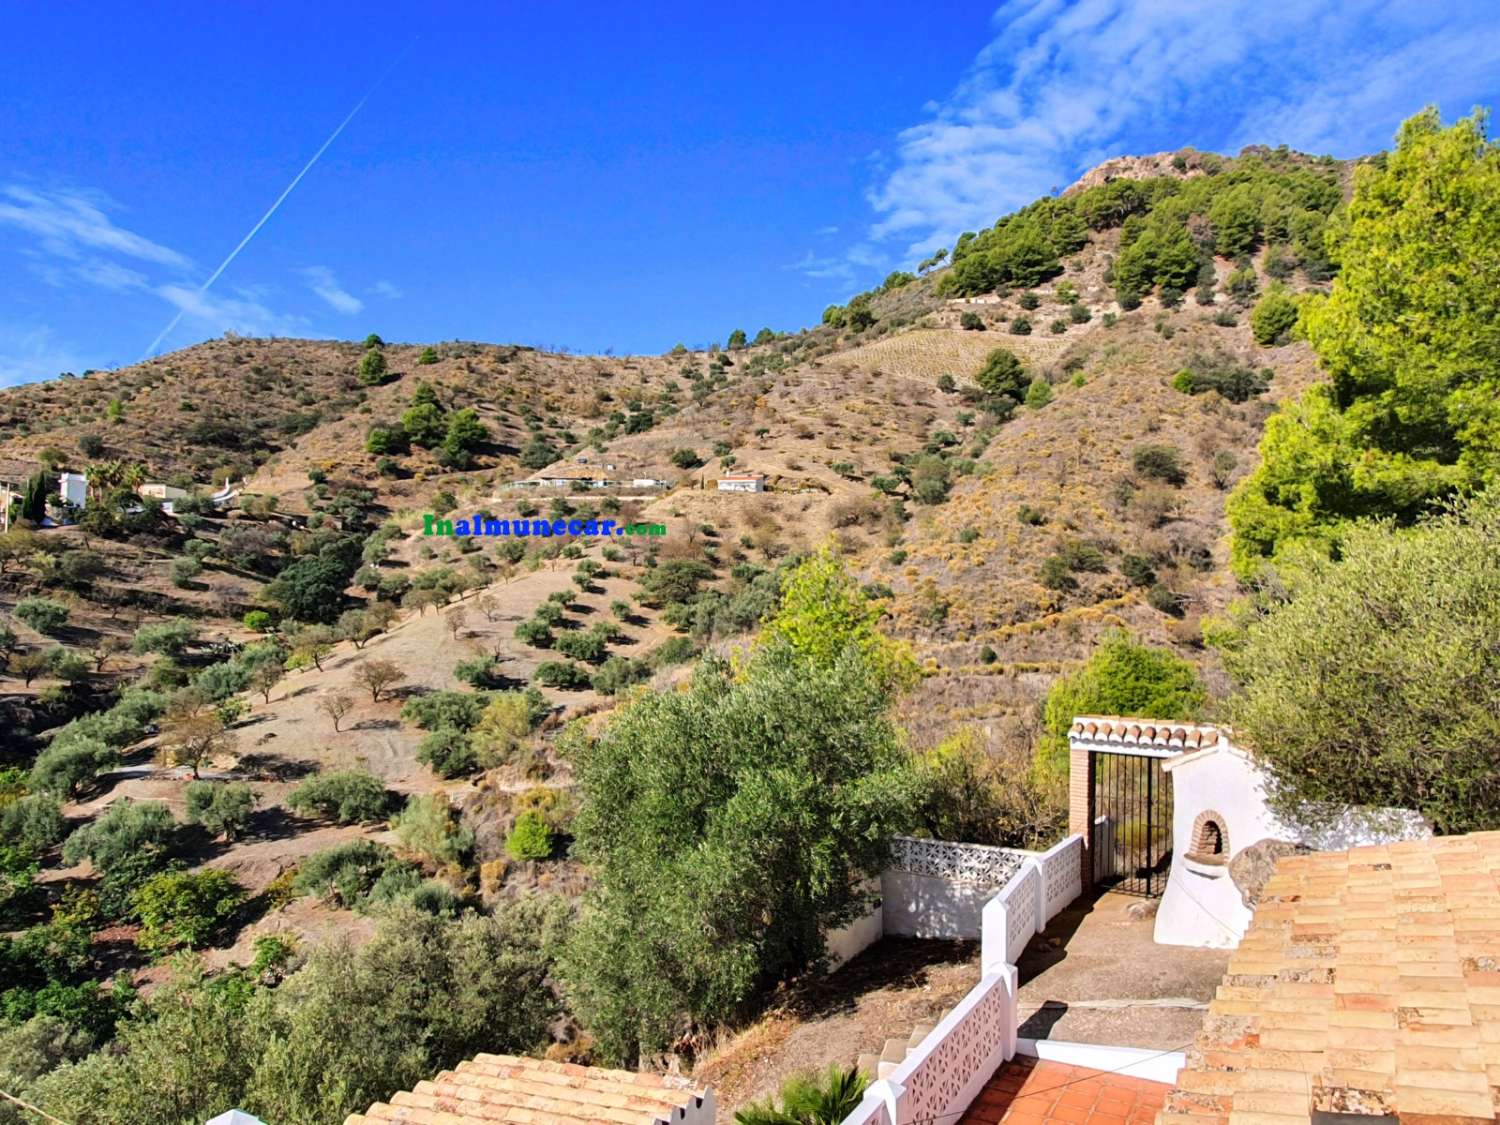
[826, 898, 884, 968]
[879, 869, 995, 939]
[59, 472, 88, 509]
[1155, 745, 1430, 949]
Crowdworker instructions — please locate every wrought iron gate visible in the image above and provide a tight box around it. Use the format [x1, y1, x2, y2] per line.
[1091, 751, 1173, 896]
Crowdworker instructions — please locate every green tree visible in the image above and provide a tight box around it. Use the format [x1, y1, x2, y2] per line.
[1250, 288, 1299, 346]
[14, 598, 68, 636]
[400, 402, 445, 447]
[736, 1065, 869, 1125]
[417, 346, 439, 365]
[1223, 495, 1500, 834]
[727, 328, 747, 350]
[505, 811, 554, 860]
[1229, 108, 1500, 577]
[438, 408, 489, 469]
[974, 348, 1027, 401]
[519, 436, 559, 470]
[1037, 632, 1204, 781]
[61, 800, 176, 874]
[287, 771, 393, 824]
[1025, 377, 1053, 409]
[184, 781, 256, 841]
[132, 870, 243, 951]
[357, 348, 388, 386]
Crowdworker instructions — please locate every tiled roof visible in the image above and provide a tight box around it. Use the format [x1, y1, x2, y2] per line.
[961, 1056, 1170, 1125]
[1068, 716, 1227, 752]
[1160, 831, 1500, 1125]
[344, 1054, 712, 1125]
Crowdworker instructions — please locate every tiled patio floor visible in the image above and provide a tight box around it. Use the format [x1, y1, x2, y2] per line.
[958, 1055, 1169, 1125]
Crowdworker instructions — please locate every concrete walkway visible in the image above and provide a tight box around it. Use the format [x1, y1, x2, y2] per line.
[1014, 891, 1231, 1051]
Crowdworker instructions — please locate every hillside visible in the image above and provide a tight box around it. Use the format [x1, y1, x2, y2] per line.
[0, 136, 1374, 1118]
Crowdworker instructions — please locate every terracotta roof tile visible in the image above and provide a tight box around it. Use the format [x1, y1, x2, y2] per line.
[1159, 831, 1500, 1125]
[345, 1055, 711, 1125]
[1067, 716, 1227, 752]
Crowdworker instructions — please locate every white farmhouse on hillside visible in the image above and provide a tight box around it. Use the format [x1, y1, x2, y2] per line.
[717, 472, 765, 493]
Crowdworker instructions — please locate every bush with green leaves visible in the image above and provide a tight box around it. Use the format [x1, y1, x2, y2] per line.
[31, 900, 567, 1124]
[737, 1065, 869, 1125]
[1170, 354, 1270, 402]
[401, 690, 488, 732]
[29, 738, 119, 799]
[293, 840, 397, 906]
[14, 598, 68, 636]
[554, 628, 607, 665]
[533, 660, 591, 689]
[590, 656, 650, 696]
[974, 348, 1026, 401]
[1132, 444, 1186, 485]
[504, 811, 554, 861]
[184, 781, 256, 841]
[1222, 494, 1500, 834]
[287, 771, 393, 824]
[1037, 631, 1204, 780]
[416, 726, 477, 778]
[131, 620, 197, 657]
[1250, 288, 1299, 346]
[0, 795, 65, 853]
[393, 794, 474, 867]
[132, 870, 243, 951]
[1120, 554, 1156, 587]
[61, 800, 176, 874]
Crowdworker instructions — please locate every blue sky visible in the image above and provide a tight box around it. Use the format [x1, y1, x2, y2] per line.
[2, 1, 1498, 386]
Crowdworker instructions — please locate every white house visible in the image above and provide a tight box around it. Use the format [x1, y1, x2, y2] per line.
[1066, 716, 1430, 950]
[1153, 730, 1429, 949]
[717, 472, 766, 493]
[58, 472, 88, 510]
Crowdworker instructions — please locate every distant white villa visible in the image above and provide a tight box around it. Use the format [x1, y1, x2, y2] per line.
[717, 472, 766, 493]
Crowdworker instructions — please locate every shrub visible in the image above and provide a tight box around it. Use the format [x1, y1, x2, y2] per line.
[555, 629, 607, 664]
[1171, 355, 1270, 402]
[393, 794, 474, 867]
[669, 448, 702, 470]
[1, 794, 66, 853]
[1039, 555, 1075, 591]
[1009, 315, 1032, 335]
[62, 800, 175, 873]
[1059, 539, 1108, 573]
[242, 610, 274, 633]
[1017, 290, 1040, 310]
[30, 738, 118, 798]
[131, 621, 196, 657]
[740, 1066, 869, 1125]
[14, 598, 68, 636]
[1250, 290, 1299, 346]
[169, 557, 202, 588]
[293, 840, 395, 906]
[287, 771, 393, 824]
[1120, 554, 1156, 587]
[974, 348, 1027, 401]
[1025, 378, 1053, 409]
[183, 781, 255, 840]
[416, 727, 477, 778]
[1048, 318, 1068, 334]
[959, 311, 984, 330]
[1146, 584, 1185, 616]
[1133, 444, 1186, 485]
[513, 619, 553, 648]
[1223, 495, 1500, 833]
[591, 656, 650, 696]
[357, 349, 388, 386]
[1068, 302, 1091, 324]
[533, 661, 590, 689]
[132, 870, 243, 951]
[505, 811, 554, 861]
[401, 691, 488, 732]
[417, 346, 438, 365]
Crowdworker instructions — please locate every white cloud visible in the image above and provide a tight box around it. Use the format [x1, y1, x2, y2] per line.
[854, 0, 1500, 264]
[300, 265, 364, 315]
[0, 323, 88, 387]
[371, 279, 403, 299]
[0, 185, 189, 268]
[156, 283, 310, 339]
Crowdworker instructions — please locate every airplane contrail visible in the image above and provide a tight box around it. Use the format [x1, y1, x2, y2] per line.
[142, 47, 414, 360]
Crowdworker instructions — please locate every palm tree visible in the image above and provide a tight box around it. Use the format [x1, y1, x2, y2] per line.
[734, 1066, 868, 1125]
